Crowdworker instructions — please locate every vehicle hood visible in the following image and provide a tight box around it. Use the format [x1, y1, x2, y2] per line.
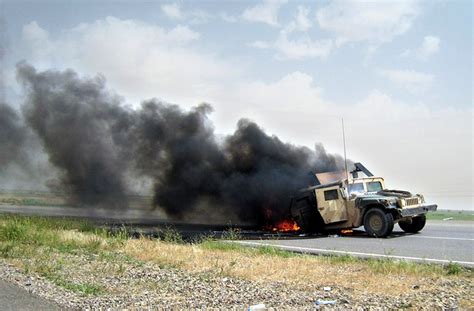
[354, 190, 412, 200]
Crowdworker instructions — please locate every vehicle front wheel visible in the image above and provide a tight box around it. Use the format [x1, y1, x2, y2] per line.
[363, 208, 394, 238]
[398, 214, 426, 233]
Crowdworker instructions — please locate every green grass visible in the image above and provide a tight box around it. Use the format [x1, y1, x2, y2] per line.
[200, 239, 244, 251]
[0, 191, 154, 209]
[36, 261, 104, 296]
[221, 227, 242, 240]
[0, 214, 123, 295]
[446, 262, 464, 275]
[364, 258, 466, 275]
[256, 245, 298, 258]
[306, 251, 471, 276]
[160, 226, 184, 244]
[17, 198, 62, 207]
[53, 279, 104, 296]
[426, 210, 474, 221]
[200, 239, 299, 259]
[0, 214, 136, 259]
[0, 215, 99, 252]
[0, 196, 68, 207]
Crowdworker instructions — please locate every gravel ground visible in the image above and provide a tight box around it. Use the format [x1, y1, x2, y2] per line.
[0, 254, 472, 310]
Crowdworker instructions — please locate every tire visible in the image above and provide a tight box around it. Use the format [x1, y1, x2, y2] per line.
[363, 208, 394, 237]
[399, 214, 426, 233]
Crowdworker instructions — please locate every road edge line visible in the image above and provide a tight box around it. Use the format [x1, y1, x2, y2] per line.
[231, 241, 474, 267]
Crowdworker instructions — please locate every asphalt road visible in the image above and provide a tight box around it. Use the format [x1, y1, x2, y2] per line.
[0, 279, 59, 311]
[239, 220, 474, 267]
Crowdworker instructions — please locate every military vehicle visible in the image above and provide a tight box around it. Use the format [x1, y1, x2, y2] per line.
[290, 163, 437, 237]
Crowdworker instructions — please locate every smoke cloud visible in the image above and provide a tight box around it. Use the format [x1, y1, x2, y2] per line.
[11, 63, 345, 225]
[0, 103, 27, 170]
[17, 64, 132, 207]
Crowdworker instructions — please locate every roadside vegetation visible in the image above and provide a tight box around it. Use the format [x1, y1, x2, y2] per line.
[0, 214, 472, 305]
[0, 191, 152, 209]
[426, 210, 474, 221]
[0, 191, 68, 207]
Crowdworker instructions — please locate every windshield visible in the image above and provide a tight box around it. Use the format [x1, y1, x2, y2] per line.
[367, 181, 383, 192]
[348, 183, 364, 194]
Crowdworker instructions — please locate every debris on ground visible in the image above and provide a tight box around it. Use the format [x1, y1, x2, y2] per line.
[315, 299, 337, 305]
[248, 303, 266, 310]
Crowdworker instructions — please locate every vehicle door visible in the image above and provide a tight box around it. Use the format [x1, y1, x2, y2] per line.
[315, 186, 348, 224]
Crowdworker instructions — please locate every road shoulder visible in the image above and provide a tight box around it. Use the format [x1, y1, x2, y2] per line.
[0, 278, 59, 311]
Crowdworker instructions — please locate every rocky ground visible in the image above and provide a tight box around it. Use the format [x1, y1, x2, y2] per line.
[0, 254, 472, 310]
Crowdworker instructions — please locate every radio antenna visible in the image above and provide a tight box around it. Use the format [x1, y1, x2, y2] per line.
[342, 118, 349, 184]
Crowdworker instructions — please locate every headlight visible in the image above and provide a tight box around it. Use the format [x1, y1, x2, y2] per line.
[417, 194, 425, 203]
[381, 199, 396, 206]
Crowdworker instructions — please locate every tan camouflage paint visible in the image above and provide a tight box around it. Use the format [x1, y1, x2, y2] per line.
[305, 177, 433, 230]
[314, 177, 385, 228]
[314, 185, 348, 224]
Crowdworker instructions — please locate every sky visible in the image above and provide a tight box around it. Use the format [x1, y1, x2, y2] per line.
[0, 0, 472, 210]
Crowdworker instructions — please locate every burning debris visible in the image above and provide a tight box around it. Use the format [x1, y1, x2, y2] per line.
[270, 219, 301, 232]
[340, 229, 353, 235]
[4, 63, 347, 228]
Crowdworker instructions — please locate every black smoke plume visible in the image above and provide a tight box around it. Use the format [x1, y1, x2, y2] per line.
[17, 64, 131, 207]
[0, 103, 27, 170]
[15, 64, 345, 225]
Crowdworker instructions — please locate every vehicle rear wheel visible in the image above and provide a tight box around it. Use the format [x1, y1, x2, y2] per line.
[363, 208, 394, 237]
[399, 214, 426, 233]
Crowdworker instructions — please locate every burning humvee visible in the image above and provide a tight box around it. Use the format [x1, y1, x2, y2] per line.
[290, 163, 437, 237]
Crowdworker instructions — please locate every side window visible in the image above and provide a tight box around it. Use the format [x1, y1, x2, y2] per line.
[324, 189, 339, 201]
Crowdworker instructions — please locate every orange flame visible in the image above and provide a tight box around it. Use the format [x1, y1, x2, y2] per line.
[271, 219, 301, 232]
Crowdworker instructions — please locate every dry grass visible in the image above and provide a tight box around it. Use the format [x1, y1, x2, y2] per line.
[123, 238, 469, 296]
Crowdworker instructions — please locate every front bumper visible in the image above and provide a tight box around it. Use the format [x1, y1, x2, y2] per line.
[400, 204, 437, 217]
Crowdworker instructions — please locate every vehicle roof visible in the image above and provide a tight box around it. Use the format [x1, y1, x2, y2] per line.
[349, 177, 384, 183]
[299, 177, 384, 193]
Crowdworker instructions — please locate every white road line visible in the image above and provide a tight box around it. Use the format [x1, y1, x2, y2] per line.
[233, 241, 474, 267]
[406, 236, 474, 241]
